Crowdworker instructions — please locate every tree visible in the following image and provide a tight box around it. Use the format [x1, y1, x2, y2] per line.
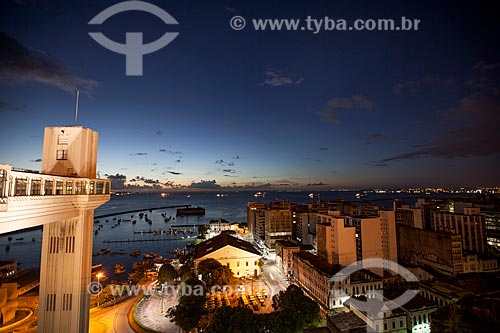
[167, 276, 206, 332]
[158, 263, 176, 284]
[206, 306, 257, 333]
[197, 258, 233, 287]
[271, 285, 321, 331]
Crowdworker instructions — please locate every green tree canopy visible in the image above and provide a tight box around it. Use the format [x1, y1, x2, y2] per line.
[157, 263, 176, 284]
[198, 258, 233, 287]
[206, 306, 257, 333]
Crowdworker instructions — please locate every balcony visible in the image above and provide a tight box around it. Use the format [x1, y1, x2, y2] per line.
[0, 167, 110, 233]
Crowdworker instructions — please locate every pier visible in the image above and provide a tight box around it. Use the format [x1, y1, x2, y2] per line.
[102, 238, 194, 244]
[95, 204, 191, 219]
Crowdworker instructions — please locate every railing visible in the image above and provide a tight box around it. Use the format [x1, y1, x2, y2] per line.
[0, 168, 110, 198]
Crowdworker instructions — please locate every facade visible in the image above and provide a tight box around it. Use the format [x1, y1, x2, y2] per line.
[316, 210, 398, 271]
[292, 251, 344, 312]
[247, 201, 265, 241]
[275, 239, 300, 276]
[0, 260, 17, 278]
[194, 233, 262, 278]
[343, 292, 437, 333]
[483, 210, 500, 249]
[397, 225, 464, 276]
[264, 200, 292, 250]
[433, 208, 487, 253]
[394, 200, 424, 229]
[0, 126, 110, 333]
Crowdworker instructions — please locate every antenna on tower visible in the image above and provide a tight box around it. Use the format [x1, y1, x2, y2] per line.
[74, 90, 80, 125]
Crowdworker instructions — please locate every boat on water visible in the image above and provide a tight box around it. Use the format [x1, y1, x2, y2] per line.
[308, 193, 314, 199]
[176, 207, 205, 216]
[161, 192, 169, 197]
[114, 263, 126, 270]
[111, 250, 126, 256]
[130, 250, 141, 257]
[253, 191, 266, 198]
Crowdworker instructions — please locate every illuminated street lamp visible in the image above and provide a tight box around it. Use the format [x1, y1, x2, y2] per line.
[96, 272, 103, 307]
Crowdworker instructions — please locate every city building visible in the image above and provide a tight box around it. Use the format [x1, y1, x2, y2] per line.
[275, 239, 300, 277]
[292, 251, 344, 312]
[194, 233, 262, 278]
[264, 200, 292, 250]
[483, 210, 500, 250]
[316, 210, 398, 272]
[397, 225, 464, 276]
[432, 207, 487, 253]
[0, 126, 110, 333]
[247, 201, 265, 241]
[0, 260, 18, 278]
[394, 199, 424, 229]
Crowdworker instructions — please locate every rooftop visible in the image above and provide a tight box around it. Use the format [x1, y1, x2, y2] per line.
[275, 239, 300, 248]
[194, 233, 260, 259]
[294, 251, 343, 276]
[328, 312, 367, 331]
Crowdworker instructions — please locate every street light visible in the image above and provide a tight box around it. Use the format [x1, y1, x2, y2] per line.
[96, 272, 103, 307]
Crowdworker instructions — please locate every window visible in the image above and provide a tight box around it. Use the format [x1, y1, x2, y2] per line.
[15, 178, 28, 196]
[44, 180, 54, 195]
[56, 149, 68, 160]
[246, 261, 249, 266]
[56, 181, 64, 195]
[89, 181, 95, 195]
[31, 179, 42, 195]
[0, 169, 7, 197]
[400, 320, 403, 328]
[237, 262, 240, 267]
[105, 182, 110, 194]
[96, 182, 104, 194]
[65, 181, 73, 194]
[75, 181, 86, 194]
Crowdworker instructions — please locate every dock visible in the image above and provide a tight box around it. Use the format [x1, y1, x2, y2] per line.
[103, 238, 193, 244]
[95, 204, 191, 219]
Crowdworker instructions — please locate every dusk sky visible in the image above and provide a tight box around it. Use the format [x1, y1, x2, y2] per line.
[1, 0, 499, 189]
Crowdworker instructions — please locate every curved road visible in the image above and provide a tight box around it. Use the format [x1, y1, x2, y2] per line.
[90, 297, 138, 333]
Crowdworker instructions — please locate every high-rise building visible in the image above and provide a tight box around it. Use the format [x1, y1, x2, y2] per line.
[264, 200, 292, 249]
[0, 126, 110, 333]
[316, 210, 398, 270]
[432, 208, 487, 253]
[247, 201, 265, 241]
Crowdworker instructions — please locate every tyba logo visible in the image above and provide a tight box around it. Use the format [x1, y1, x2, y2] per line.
[88, 1, 179, 76]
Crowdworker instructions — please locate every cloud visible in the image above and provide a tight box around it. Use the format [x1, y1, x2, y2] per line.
[0, 32, 98, 94]
[166, 171, 182, 175]
[188, 180, 221, 189]
[365, 133, 385, 144]
[223, 169, 236, 173]
[106, 173, 127, 189]
[306, 182, 328, 186]
[224, 174, 237, 177]
[175, 159, 182, 163]
[374, 96, 500, 164]
[129, 152, 147, 156]
[304, 157, 322, 163]
[0, 101, 25, 112]
[155, 129, 163, 136]
[159, 149, 182, 155]
[320, 94, 375, 124]
[473, 61, 500, 72]
[215, 159, 226, 165]
[232, 155, 240, 159]
[319, 147, 328, 151]
[227, 161, 235, 166]
[30, 158, 41, 162]
[261, 69, 303, 87]
[393, 75, 455, 95]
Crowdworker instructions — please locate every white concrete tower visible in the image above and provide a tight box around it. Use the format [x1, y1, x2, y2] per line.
[35, 126, 108, 333]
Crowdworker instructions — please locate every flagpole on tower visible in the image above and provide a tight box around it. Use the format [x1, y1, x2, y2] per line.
[74, 90, 80, 125]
